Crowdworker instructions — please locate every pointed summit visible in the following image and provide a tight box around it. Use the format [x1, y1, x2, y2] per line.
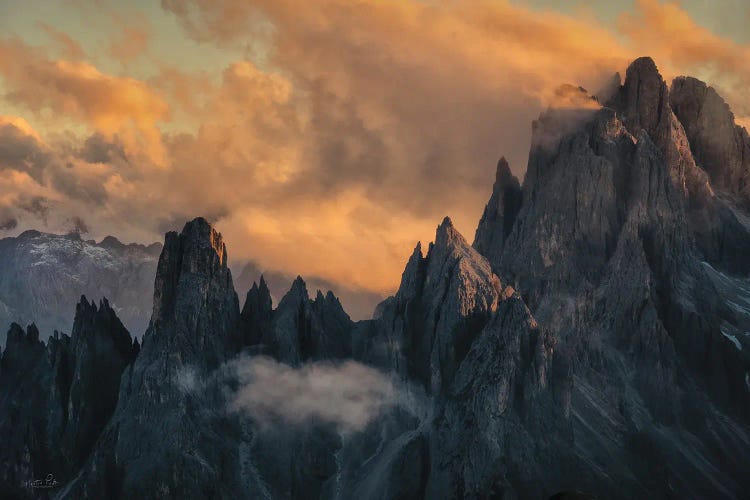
[495, 156, 512, 181]
[289, 275, 308, 297]
[260, 276, 353, 364]
[670, 76, 750, 204]
[473, 156, 522, 272]
[618, 56, 668, 138]
[435, 216, 468, 251]
[607, 56, 711, 202]
[383, 217, 502, 392]
[240, 276, 273, 346]
[146, 217, 240, 368]
[61, 293, 136, 465]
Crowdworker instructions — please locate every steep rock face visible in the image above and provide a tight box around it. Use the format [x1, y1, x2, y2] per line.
[426, 290, 568, 499]
[0, 297, 136, 499]
[0, 323, 56, 498]
[260, 276, 353, 364]
[366, 217, 502, 394]
[57, 297, 136, 467]
[607, 57, 712, 202]
[147, 217, 240, 368]
[670, 76, 750, 204]
[352, 218, 569, 498]
[608, 57, 750, 275]
[0, 231, 160, 347]
[474, 57, 750, 497]
[239, 275, 273, 346]
[62, 217, 244, 498]
[472, 157, 522, 271]
[500, 105, 630, 307]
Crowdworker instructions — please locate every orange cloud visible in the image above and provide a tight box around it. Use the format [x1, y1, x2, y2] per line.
[619, 0, 750, 117]
[0, 38, 169, 162]
[38, 23, 86, 60]
[108, 22, 151, 64]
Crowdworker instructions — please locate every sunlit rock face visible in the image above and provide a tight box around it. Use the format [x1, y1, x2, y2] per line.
[472, 56, 750, 497]
[670, 76, 750, 205]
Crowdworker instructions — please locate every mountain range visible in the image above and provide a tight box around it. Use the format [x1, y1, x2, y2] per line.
[1, 57, 749, 499]
[0, 231, 161, 349]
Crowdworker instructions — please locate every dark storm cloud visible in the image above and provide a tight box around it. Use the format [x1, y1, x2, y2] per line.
[19, 196, 50, 223]
[0, 123, 50, 181]
[78, 133, 128, 164]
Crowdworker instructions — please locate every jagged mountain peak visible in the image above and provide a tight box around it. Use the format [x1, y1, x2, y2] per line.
[5, 322, 41, 348]
[495, 156, 513, 182]
[258, 273, 270, 292]
[473, 156, 522, 270]
[614, 55, 670, 136]
[146, 216, 240, 368]
[432, 216, 483, 262]
[670, 75, 750, 203]
[289, 274, 308, 296]
[435, 215, 458, 240]
[179, 216, 228, 267]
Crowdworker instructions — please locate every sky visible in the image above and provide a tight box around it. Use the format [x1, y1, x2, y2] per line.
[0, 0, 749, 318]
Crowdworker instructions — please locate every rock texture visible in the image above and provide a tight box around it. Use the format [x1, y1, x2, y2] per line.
[607, 58, 750, 276]
[348, 217, 570, 497]
[474, 57, 750, 497]
[369, 217, 504, 394]
[239, 275, 273, 346]
[473, 157, 522, 272]
[0, 297, 136, 499]
[0, 231, 161, 347]
[254, 276, 354, 364]
[670, 76, 750, 205]
[61, 217, 244, 498]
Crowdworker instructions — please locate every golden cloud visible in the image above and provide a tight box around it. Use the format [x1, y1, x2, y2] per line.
[0, 38, 169, 163]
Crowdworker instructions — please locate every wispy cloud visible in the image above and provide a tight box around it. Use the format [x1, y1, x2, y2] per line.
[178, 355, 426, 435]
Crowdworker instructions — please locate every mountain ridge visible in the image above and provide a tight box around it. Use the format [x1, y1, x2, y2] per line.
[1, 56, 749, 498]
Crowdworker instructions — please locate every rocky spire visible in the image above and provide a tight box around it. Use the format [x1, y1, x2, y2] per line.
[367, 216, 503, 393]
[60, 218, 245, 498]
[670, 76, 750, 205]
[606, 59, 750, 275]
[356, 216, 566, 496]
[262, 276, 353, 364]
[608, 57, 713, 203]
[54, 296, 136, 466]
[473, 157, 522, 271]
[145, 216, 240, 368]
[239, 275, 273, 346]
[0, 323, 54, 497]
[0, 298, 136, 496]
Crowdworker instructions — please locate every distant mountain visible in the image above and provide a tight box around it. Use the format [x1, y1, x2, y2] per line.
[0, 231, 161, 347]
[1, 57, 750, 498]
